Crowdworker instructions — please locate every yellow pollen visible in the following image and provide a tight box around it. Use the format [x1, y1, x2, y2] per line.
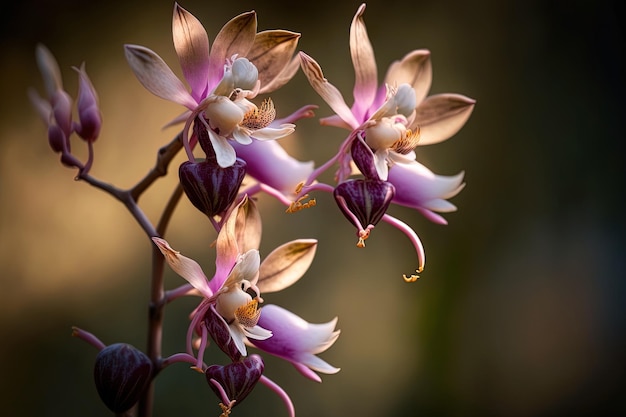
[242, 98, 276, 129]
[235, 299, 261, 328]
[356, 229, 370, 248]
[287, 182, 317, 213]
[402, 268, 423, 283]
[219, 401, 235, 417]
[391, 126, 421, 154]
[286, 195, 316, 213]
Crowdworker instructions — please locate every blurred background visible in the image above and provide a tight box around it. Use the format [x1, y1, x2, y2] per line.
[1, 0, 624, 416]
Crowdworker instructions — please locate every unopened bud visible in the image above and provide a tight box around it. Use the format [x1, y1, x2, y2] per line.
[47, 124, 66, 153]
[93, 343, 153, 413]
[74, 63, 102, 142]
[205, 354, 264, 406]
[334, 179, 395, 232]
[179, 158, 247, 218]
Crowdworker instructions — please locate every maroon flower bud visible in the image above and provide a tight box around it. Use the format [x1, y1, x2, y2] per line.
[73, 63, 102, 142]
[204, 303, 242, 362]
[93, 343, 153, 413]
[179, 158, 247, 217]
[334, 179, 395, 246]
[205, 354, 264, 406]
[351, 134, 379, 180]
[47, 124, 66, 154]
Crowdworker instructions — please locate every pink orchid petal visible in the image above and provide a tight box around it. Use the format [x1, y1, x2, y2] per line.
[413, 93, 476, 145]
[416, 207, 450, 225]
[248, 30, 301, 92]
[172, 3, 210, 101]
[388, 162, 465, 223]
[350, 4, 378, 119]
[319, 114, 353, 129]
[152, 237, 212, 297]
[299, 52, 360, 129]
[208, 11, 257, 89]
[231, 139, 314, 196]
[385, 49, 432, 104]
[124, 44, 197, 109]
[301, 354, 341, 375]
[291, 362, 322, 383]
[253, 304, 340, 382]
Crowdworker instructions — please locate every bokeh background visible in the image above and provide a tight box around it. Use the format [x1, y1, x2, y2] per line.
[1, 0, 624, 416]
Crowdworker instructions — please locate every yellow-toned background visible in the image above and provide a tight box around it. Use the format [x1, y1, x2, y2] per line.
[1, 0, 624, 416]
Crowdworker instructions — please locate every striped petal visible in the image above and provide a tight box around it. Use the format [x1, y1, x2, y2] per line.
[412, 93, 476, 145]
[124, 44, 196, 109]
[172, 3, 210, 101]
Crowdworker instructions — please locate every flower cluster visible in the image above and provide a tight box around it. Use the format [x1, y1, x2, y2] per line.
[31, 2, 474, 416]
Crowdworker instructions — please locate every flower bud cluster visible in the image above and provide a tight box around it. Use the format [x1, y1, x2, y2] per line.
[29, 44, 102, 172]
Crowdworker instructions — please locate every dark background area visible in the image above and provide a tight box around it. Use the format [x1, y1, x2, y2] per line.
[1, 0, 624, 416]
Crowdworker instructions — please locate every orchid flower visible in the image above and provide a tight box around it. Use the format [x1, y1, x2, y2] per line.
[153, 196, 338, 413]
[296, 3, 475, 276]
[152, 197, 330, 361]
[124, 3, 302, 167]
[29, 44, 102, 172]
[299, 2, 475, 187]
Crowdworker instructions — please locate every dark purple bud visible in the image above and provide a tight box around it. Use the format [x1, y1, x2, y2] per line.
[47, 124, 65, 153]
[206, 354, 264, 406]
[204, 303, 242, 362]
[351, 133, 379, 180]
[334, 179, 395, 231]
[74, 63, 102, 142]
[93, 343, 153, 413]
[179, 158, 247, 217]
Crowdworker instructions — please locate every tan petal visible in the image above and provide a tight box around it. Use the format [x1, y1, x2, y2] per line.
[208, 11, 257, 84]
[299, 52, 359, 129]
[257, 239, 318, 293]
[172, 3, 210, 98]
[258, 54, 301, 94]
[248, 30, 300, 92]
[385, 49, 432, 104]
[412, 93, 476, 145]
[350, 3, 378, 109]
[152, 237, 212, 297]
[124, 44, 196, 109]
[234, 197, 262, 253]
[216, 196, 245, 275]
